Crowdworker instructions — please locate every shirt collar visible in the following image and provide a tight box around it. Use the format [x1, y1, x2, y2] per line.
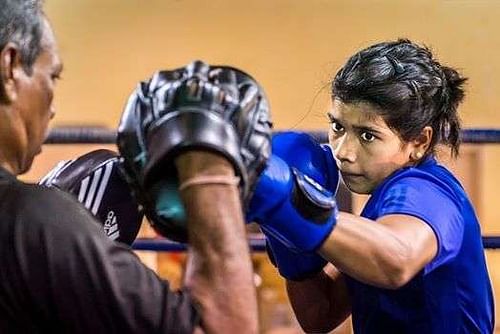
[370, 155, 437, 195]
[416, 155, 437, 168]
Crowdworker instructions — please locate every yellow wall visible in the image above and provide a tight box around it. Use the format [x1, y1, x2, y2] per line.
[37, 0, 500, 331]
[45, 0, 500, 128]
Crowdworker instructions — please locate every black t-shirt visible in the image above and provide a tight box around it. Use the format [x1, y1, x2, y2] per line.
[0, 167, 199, 333]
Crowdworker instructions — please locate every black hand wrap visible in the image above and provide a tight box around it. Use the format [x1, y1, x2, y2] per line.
[117, 60, 272, 242]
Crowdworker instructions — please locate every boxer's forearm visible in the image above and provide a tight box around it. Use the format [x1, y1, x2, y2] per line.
[176, 152, 258, 334]
[319, 212, 436, 289]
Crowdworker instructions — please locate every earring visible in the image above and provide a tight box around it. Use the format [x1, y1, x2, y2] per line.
[415, 152, 423, 159]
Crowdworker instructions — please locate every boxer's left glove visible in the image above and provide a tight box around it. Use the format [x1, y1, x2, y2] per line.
[117, 60, 272, 242]
[39, 149, 143, 246]
[248, 132, 340, 253]
[250, 132, 340, 279]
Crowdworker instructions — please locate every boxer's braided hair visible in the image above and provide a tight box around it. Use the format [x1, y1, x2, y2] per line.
[332, 38, 467, 157]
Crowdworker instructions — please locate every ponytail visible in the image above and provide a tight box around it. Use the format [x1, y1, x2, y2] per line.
[436, 66, 467, 157]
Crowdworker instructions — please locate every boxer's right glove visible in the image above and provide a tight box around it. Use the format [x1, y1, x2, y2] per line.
[117, 60, 272, 242]
[266, 233, 330, 281]
[248, 132, 340, 278]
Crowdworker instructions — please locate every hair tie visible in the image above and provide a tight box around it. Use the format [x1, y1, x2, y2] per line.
[386, 55, 405, 74]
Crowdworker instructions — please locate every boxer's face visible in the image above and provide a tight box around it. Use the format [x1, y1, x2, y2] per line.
[328, 99, 417, 194]
[13, 19, 62, 173]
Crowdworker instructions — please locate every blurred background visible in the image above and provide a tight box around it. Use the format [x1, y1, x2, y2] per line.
[23, 0, 500, 332]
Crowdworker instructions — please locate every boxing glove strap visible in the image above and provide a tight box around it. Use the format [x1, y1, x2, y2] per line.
[291, 168, 337, 223]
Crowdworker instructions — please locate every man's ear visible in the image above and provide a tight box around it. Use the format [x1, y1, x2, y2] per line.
[0, 43, 23, 103]
[410, 126, 433, 161]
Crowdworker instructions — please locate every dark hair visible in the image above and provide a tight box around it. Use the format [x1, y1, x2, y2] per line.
[332, 39, 467, 157]
[0, 0, 45, 74]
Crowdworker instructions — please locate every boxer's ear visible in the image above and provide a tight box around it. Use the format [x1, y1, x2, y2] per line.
[409, 126, 432, 162]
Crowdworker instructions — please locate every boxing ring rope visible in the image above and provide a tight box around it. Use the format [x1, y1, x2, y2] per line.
[45, 127, 117, 144]
[132, 236, 268, 252]
[46, 127, 500, 145]
[132, 236, 500, 252]
[44, 126, 500, 251]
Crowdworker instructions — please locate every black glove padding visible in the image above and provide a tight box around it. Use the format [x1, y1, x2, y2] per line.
[39, 149, 143, 246]
[117, 60, 272, 242]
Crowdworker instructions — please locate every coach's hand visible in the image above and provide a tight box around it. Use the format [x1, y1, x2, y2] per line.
[117, 60, 272, 242]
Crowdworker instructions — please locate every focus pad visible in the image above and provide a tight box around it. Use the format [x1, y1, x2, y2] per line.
[117, 61, 272, 242]
[40, 149, 143, 246]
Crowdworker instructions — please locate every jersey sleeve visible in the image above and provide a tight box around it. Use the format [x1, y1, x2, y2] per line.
[377, 177, 464, 273]
[13, 185, 199, 333]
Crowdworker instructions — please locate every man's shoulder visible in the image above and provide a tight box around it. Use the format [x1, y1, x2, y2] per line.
[1, 180, 95, 227]
[2, 179, 75, 207]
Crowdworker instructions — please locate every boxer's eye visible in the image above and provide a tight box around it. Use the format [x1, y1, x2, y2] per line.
[330, 121, 344, 134]
[360, 132, 375, 143]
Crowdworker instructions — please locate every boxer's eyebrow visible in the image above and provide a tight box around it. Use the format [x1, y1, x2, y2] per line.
[352, 124, 383, 135]
[327, 112, 385, 136]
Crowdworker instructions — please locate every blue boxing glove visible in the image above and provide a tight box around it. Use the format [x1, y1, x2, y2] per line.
[272, 131, 339, 193]
[250, 132, 339, 280]
[266, 233, 330, 281]
[248, 132, 340, 253]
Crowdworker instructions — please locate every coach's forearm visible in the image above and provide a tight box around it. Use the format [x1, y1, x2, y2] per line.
[176, 152, 258, 334]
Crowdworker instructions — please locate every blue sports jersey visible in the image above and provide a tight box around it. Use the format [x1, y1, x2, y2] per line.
[346, 156, 494, 334]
